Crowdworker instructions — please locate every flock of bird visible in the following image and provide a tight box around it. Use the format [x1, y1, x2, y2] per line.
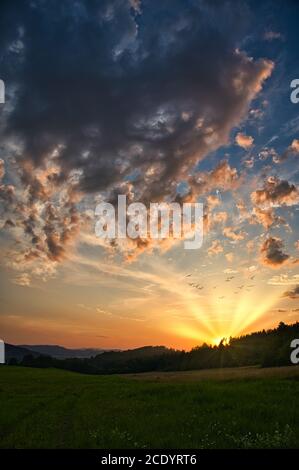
[185, 273, 256, 299]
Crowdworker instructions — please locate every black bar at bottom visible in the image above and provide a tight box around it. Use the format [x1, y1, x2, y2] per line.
[0, 449, 296, 467]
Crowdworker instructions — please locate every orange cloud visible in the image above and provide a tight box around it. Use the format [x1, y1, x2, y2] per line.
[223, 226, 246, 241]
[235, 132, 254, 149]
[251, 207, 282, 229]
[251, 177, 299, 207]
[208, 240, 223, 256]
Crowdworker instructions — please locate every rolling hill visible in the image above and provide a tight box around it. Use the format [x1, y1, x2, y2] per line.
[19, 344, 116, 359]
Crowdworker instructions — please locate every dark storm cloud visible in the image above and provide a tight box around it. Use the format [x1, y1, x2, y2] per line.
[0, 0, 277, 277]
[260, 236, 290, 268]
[0, 0, 273, 203]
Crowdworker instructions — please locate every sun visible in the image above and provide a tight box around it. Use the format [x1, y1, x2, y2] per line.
[212, 337, 230, 346]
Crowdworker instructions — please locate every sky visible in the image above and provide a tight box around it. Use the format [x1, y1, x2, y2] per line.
[0, 0, 299, 350]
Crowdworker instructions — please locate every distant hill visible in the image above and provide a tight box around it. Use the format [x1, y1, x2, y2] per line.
[87, 346, 177, 373]
[94, 345, 170, 361]
[5, 344, 42, 362]
[19, 345, 118, 359]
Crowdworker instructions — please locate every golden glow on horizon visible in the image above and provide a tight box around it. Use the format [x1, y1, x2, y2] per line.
[1, 249, 297, 350]
[165, 274, 288, 346]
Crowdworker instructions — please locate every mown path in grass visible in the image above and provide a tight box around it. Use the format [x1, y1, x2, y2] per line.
[0, 366, 299, 448]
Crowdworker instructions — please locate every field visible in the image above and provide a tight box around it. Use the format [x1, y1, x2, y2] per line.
[127, 365, 299, 382]
[1, 365, 299, 448]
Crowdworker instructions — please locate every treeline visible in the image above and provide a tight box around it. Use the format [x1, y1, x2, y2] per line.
[7, 322, 299, 374]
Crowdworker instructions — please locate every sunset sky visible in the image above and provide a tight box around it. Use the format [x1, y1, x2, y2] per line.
[0, 0, 299, 350]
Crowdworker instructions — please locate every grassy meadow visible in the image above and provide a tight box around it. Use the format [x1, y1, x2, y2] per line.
[1, 365, 299, 448]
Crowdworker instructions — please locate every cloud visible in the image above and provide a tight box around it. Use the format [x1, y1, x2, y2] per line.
[274, 139, 299, 163]
[251, 177, 299, 207]
[251, 207, 283, 229]
[225, 252, 234, 263]
[96, 307, 112, 316]
[223, 226, 246, 241]
[129, 0, 141, 14]
[236, 199, 249, 220]
[259, 147, 278, 162]
[224, 268, 238, 274]
[12, 273, 31, 287]
[207, 194, 221, 209]
[260, 236, 290, 269]
[1, 0, 273, 204]
[282, 285, 299, 300]
[213, 212, 228, 225]
[188, 160, 240, 200]
[0, 0, 274, 270]
[204, 210, 228, 234]
[268, 274, 299, 286]
[249, 107, 264, 120]
[264, 31, 283, 41]
[0, 157, 89, 282]
[0, 159, 5, 180]
[246, 240, 255, 253]
[291, 139, 299, 152]
[248, 265, 257, 272]
[208, 240, 223, 256]
[235, 132, 254, 149]
[243, 156, 254, 168]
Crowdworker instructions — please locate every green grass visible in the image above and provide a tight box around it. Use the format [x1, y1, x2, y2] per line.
[1, 366, 299, 448]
